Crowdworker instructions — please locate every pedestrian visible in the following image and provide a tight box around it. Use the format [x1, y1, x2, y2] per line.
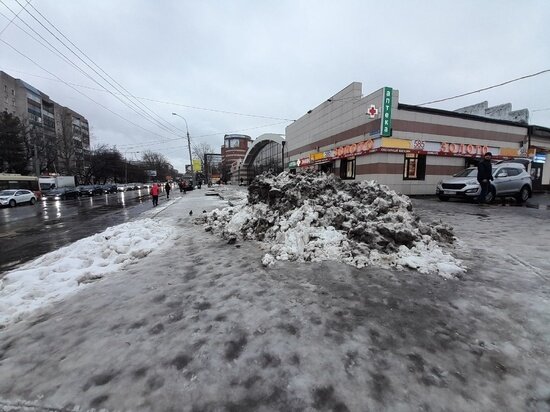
[179, 181, 184, 193]
[240, 177, 244, 186]
[165, 182, 171, 199]
[477, 151, 494, 204]
[150, 183, 160, 207]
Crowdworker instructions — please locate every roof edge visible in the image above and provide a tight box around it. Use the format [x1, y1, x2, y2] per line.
[398, 103, 528, 128]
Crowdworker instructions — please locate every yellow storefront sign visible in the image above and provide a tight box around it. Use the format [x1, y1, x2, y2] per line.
[380, 138, 411, 149]
[310, 152, 326, 161]
[499, 148, 520, 157]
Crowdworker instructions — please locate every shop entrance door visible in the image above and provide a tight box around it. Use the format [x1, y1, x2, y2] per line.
[531, 163, 543, 192]
[318, 162, 333, 175]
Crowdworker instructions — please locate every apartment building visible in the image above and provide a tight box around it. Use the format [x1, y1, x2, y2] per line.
[1, 70, 90, 176]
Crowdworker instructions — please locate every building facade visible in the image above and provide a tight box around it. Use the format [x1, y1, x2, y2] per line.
[221, 134, 252, 182]
[232, 133, 285, 184]
[285, 82, 548, 194]
[1, 71, 90, 176]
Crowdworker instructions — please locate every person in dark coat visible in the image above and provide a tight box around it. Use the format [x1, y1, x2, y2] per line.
[165, 182, 171, 199]
[477, 152, 494, 204]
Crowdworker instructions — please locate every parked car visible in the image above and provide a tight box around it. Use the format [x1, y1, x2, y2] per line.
[101, 184, 118, 194]
[42, 187, 80, 201]
[0, 189, 37, 207]
[436, 162, 532, 203]
[77, 185, 103, 196]
[117, 184, 131, 192]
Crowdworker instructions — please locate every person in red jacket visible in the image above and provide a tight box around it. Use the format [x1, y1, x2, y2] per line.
[150, 183, 160, 206]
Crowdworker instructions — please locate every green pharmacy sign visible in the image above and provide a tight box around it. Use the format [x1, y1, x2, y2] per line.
[381, 87, 393, 136]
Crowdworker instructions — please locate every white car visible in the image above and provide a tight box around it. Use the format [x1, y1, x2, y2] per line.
[0, 189, 37, 207]
[436, 162, 532, 203]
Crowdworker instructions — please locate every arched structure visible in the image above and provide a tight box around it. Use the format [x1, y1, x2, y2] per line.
[230, 133, 285, 184]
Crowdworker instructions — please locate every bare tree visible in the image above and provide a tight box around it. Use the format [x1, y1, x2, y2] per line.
[192, 142, 215, 172]
[56, 109, 75, 175]
[141, 150, 176, 180]
[0, 111, 27, 174]
[24, 122, 58, 175]
[80, 145, 125, 184]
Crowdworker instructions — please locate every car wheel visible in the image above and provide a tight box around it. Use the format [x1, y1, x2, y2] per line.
[9, 199, 16, 207]
[30, 197, 36, 205]
[516, 186, 530, 203]
[438, 195, 450, 201]
[485, 188, 496, 204]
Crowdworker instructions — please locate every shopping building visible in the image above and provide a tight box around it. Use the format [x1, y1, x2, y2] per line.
[221, 134, 252, 182]
[285, 82, 549, 194]
[229, 133, 285, 184]
[1, 70, 90, 176]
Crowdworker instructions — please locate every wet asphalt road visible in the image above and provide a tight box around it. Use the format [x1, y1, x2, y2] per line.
[0, 189, 155, 275]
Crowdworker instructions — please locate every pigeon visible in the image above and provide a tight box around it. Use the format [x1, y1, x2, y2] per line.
[189, 210, 193, 216]
[202, 210, 207, 213]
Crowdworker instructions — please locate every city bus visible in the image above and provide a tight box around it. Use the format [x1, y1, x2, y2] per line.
[0, 174, 41, 199]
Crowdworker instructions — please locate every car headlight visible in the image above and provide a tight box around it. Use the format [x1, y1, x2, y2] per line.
[466, 179, 478, 185]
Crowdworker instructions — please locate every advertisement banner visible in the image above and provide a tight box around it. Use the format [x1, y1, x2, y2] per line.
[192, 159, 202, 172]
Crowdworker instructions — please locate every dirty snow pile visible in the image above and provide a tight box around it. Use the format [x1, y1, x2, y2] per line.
[0, 218, 173, 325]
[200, 172, 465, 278]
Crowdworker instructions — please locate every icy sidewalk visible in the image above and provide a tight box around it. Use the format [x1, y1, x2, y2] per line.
[0, 191, 225, 326]
[0, 188, 549, 411]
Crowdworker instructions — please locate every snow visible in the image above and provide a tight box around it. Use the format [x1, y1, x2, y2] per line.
[0, 218, 173, 325]
[200, 172, 466, 277]
[0, 187, 549, 411]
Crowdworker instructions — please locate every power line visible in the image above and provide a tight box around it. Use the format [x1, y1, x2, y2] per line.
[117, 120, 288, 150]
[20, 0, 186, 136]
[0, 37, 176, 143]
[1, 0, 182, 137]
[0, 0, 29, 36]
[418, 69, 550, 106]
[0, 68, 296, 122]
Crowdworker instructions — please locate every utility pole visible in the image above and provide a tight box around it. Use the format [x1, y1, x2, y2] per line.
[172, 113, 195, 188]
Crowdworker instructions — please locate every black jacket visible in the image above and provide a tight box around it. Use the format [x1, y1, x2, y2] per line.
[477, 159, 493, 182]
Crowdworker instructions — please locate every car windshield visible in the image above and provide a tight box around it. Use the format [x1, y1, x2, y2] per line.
[48, 189, 64, 194]
[453, 168, 477, 177]
[0, 190, 17, 196]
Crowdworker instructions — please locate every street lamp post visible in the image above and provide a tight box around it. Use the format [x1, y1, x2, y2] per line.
[281, 140, 286, 173]
[171, 112, 195, 188]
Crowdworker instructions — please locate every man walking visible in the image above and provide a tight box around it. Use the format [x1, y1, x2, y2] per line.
[165, 182, 171, 199]
[477, 152, 494, 204]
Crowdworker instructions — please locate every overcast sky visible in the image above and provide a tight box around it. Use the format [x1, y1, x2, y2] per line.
[1, 0, 549, 171]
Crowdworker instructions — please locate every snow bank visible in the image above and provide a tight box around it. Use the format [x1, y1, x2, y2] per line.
[199, 172, 465, 277]
[0, 218, 173, 325]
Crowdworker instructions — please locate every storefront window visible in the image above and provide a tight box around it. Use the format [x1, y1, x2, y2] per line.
[403, 153, 426, 180]
[340, 157, 356, 180]
[318, 162, 333, 174]
[252, 141, 283, 176]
